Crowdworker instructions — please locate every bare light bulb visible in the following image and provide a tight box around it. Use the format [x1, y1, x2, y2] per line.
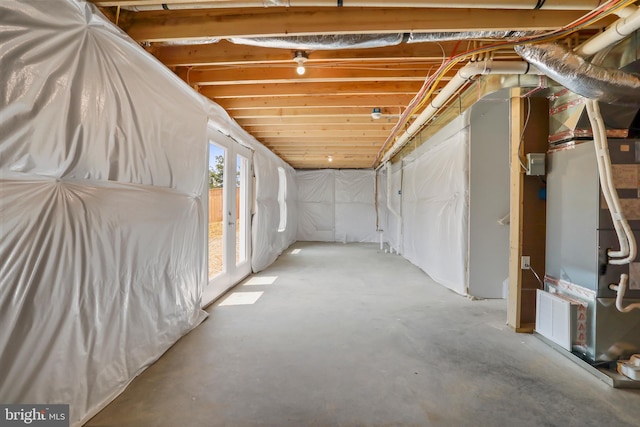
[328, 156, 333, 162]
[294, 51, 308, 76]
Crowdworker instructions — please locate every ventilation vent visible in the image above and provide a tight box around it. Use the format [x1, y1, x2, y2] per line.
[536, 290, 576, 351]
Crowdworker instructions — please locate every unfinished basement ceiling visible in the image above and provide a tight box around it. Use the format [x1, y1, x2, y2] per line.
[92, 0, 622, 169]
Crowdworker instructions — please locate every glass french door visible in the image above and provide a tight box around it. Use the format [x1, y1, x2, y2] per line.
[203, 130, 252, 306]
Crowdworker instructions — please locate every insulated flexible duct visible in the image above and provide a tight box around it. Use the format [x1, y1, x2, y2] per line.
[228, 34, 404, 50]
[515, 43, 640, 107]
[228, 32, 533, 50]
[407, 31, 530, 42]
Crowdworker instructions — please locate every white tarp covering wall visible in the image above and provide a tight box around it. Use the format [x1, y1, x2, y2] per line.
[251, 149, 298, 271]
[379, 115, 470, 295]
[297, 169, 378, 243]
[0, 1, 296, 425]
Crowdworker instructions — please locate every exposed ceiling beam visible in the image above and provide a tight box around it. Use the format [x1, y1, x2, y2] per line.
[178, 66, 450, 86]
[252, 130, 392, 137]
[121, 7, 602, 42]
[92, 1, 603, 9]
[260, 136, 385, 143]
[272, 143, 380, 148]
[230, 107, 407, 118]
[214, 94, 414, 109]
[244, 124, 396, 132]
[152, 40, 508, 67]
[237, 116, 401, 125]
[200, 81, 423, 98]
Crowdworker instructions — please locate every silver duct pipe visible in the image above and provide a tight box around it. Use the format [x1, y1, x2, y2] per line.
[406, 31, 529, 42]
[228, 31, 531, 50]
[515, 42, 640, 107]
[228, 34, 404, 50]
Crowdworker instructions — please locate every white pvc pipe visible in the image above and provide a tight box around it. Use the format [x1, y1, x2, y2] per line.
[612, 4, 639, 18]
[611, 275, 640, 312]
[576, 7, 640, 314]
[119, 1, 606, 12]
[575, 5, 640, 57]
[586, 99, 634, 263]
[381, 60, 540, 164]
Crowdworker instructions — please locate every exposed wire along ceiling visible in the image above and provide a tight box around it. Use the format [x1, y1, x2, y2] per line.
[92, 0, 631, 169]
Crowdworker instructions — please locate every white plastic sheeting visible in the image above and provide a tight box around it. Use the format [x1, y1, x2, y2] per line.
[251, 151, 298, 271]
[297, 170, 335, 242]
[383, 115, 470, 295]
[297, 170, 378, 243]
[0, 1, 295, 425]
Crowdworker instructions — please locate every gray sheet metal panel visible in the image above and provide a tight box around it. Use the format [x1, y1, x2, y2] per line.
[546, 142, 599, 291]
[595, 298, 640, 361]
[468, 100, 510, 298]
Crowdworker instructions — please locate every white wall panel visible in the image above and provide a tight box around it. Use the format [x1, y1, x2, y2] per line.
[296, 170, 378, 243]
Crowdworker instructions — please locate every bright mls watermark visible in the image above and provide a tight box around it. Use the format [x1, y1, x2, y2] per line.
[0, 405, 68, 427]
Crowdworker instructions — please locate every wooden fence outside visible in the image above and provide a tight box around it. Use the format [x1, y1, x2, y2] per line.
[209, 188, 241, 223]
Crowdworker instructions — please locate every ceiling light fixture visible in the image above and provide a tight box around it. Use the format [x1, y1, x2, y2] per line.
[371, 107, 382, 120]
[328, 156, 333, 162]
[294, 51, 308, 76]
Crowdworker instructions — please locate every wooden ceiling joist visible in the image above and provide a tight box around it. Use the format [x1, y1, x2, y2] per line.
[152, 40, 468, 67]
[92, 1, 616, 169]
[216, 94, 415, 110]
[121, 7, 597, 42]
[243, 124, 395, 132]
[200, 81, 423, 98]
[237, 116, 401, 126]
[179, 66, 449, 86]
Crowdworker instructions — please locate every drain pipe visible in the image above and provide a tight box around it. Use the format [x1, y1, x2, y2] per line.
[570, 5, 640, 290]
[576, 5, 640, 312]
[380, 60, 540, 164]
[574, 4, 640, 57]
[611, 275, 640, 312]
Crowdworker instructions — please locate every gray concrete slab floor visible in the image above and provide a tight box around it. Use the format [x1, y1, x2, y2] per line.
[86, 242, 640, 427]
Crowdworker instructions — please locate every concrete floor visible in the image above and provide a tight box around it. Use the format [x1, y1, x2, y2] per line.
[86, 242, 640, 427]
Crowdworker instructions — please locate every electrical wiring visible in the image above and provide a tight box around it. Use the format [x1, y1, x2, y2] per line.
[529, 265, 544, 288]
[375, 0, 636, 166]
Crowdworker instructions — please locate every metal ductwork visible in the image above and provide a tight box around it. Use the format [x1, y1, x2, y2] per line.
[228, 31, 532, 50]
[524, 31, 640, 144]
[406, 31, 530, 43]
[228, 34, 404, 50]
[515, 42, 640, 107]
